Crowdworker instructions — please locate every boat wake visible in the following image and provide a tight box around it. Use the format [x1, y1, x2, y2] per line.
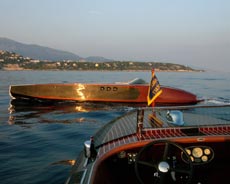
[203, 97, 230, 105]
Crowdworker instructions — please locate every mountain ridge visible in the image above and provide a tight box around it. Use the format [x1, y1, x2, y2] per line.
[0, 37, 112, 62]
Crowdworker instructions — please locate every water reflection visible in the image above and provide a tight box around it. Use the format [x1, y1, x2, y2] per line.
[8, 99, 133, 126]
[9, 99, 136, 112]
[51, 159, 76, 166]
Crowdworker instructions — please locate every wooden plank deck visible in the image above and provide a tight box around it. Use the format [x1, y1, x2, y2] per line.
[95, 108, 230, 158]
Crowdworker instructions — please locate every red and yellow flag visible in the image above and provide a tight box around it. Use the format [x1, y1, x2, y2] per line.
[147, 69, 162, 106]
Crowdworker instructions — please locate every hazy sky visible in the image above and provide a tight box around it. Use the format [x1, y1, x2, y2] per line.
[1, 0, 229, 72]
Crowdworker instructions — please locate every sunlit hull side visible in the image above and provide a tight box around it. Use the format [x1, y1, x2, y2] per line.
[9, 83, 200, 105]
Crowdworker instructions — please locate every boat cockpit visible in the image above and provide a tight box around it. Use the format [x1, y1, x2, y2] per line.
[67, 105, 230, 184]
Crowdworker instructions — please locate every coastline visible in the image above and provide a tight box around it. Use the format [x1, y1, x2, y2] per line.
[1, 66, 204, 72]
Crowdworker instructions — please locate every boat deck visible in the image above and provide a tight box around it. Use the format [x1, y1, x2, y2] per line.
[94, 106, 230, 158]
[66, 105, 230, 184]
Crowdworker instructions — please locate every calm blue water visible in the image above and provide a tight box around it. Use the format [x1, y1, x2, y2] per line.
[0, 70, 230, 184]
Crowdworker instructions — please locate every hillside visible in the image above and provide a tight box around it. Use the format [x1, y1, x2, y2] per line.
[0, 37, 82, 61]
[0, 50, 203, 72]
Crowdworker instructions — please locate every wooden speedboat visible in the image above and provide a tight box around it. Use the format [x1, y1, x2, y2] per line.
[65, 105, 230, 184]
[9, 78, 200, 105]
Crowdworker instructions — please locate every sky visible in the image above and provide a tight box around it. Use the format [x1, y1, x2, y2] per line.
[1, 0, 229, 72]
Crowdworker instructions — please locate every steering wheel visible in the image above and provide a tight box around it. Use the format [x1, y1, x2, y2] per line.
[135, 140, 193, 184]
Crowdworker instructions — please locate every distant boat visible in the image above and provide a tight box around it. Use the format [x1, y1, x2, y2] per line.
[9, 78, 200, 105]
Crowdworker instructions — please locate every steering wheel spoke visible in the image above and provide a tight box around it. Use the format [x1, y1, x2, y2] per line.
[137, 160, 156, 168]
[163, 142, 170, 160]
[135, 140, 193, 184]
[171, 167, 192, 174]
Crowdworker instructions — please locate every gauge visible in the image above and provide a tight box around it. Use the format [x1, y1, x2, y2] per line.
[185, 149, 191, 155]
[204, 148, 211, 155]
[192, 147, 203, 158]
[201, 155, 208, 162]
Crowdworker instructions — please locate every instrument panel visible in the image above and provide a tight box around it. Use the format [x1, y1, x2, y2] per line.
[117, 145, 215, 165]
[182, 146, 214, 164]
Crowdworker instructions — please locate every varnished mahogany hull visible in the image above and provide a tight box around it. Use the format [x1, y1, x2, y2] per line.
[10, 83, 199, 105]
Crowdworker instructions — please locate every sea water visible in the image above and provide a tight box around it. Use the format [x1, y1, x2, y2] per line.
[0, 70, 229, 184]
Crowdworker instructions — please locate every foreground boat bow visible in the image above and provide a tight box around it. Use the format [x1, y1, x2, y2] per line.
[66, 105, 230, 184]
